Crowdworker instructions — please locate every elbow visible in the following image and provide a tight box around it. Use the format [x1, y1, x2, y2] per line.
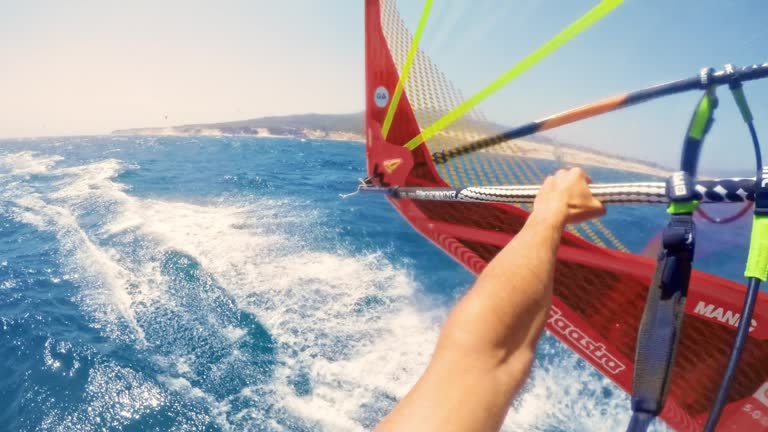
[438, 309, 541, 370]
[496, 348, 536, 395]
[508, 347, 535, 374]
[439, 323, 537, 378]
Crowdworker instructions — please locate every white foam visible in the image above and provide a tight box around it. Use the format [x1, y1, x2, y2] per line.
[42, 337, 80, 377]
[9, 193, 146, 343]
[121, 185, 647, 431]
[0, 151, 63, 176]
[160, 376, 212, 401]
[110, 196, 442, 430]
[2, 151, 669, 431]
[222, 326, 247, 342]
[52, 159, 128, 199]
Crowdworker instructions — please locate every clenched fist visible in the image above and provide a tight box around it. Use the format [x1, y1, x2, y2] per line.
[532, 167, 606, 228]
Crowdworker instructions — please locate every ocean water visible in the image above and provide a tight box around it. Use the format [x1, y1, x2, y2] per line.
[0, 135, 700, 431]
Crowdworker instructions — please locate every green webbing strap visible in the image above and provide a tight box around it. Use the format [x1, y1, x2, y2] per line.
[688, 88, 717, 141]
[667, 200, 699, 215]
[733, 72, 767, 281]
[746, 215, 768, 281]
[404, 0, 624, 151]
[732, 86, 754, 123]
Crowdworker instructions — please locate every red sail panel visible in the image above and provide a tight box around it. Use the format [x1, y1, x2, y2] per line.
[365, 1, 768, 430]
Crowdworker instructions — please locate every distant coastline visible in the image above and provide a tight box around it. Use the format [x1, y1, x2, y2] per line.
[507, 138, 669, 178]
[111, 112, 366, 142]
[112, 111, 670, 177]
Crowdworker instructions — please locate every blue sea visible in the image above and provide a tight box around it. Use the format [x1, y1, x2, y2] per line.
[0, 135, 719, 432]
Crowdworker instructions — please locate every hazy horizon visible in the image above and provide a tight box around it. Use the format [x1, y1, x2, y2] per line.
[2, 0, 767, 173]
[1, 1, 365, 139]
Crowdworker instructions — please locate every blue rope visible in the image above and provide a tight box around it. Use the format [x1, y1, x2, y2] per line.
[703, 278, 762, 431]
[703, 80, 763, 431]
[627, 412, 654, 432]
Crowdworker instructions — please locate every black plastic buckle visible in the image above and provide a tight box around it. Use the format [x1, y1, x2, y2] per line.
[699, 67, 715, 88]
[659, 215, 695, 297]
[756, 167, 768, 216]
[723, 64, 742, 90]
[665, 171, 695, 202]
[662, 215, 695, 252]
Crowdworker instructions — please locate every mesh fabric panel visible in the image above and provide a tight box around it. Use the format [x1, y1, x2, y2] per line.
[379, 0, 627, 251]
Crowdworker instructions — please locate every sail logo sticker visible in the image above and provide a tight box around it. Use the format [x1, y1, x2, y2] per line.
[755, 382, 768, 408]
[693, 301, 757, 331]
[383, 158, 402, 173]
[374, 86, 390, 108]
[548, 305, 626, 374]
[412, 190, 457, 200]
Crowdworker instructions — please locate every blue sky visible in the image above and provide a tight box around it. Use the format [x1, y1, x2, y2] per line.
[1, 0, 766, 172]
[391, 0, 768, 173]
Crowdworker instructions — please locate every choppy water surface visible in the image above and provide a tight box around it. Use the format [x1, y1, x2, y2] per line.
[0, 136, 678, 431]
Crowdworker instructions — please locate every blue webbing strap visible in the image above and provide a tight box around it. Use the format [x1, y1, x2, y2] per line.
[626, 70, 717, 432]
[627, 411, 655, 431]
[627, 212, 695, 431]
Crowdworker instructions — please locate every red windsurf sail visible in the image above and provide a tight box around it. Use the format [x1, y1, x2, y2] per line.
[364, 1, 768, 430]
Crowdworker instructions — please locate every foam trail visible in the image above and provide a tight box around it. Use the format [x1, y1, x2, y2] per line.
[9, 193, 146, 343]
[114, 198, 444, 430]
[0, 150, 447, 429]
[0, 150, 668, 431]
[108, 171, 656, 430]
[1, 152, 278, 430]
[0, 151, 63, 176]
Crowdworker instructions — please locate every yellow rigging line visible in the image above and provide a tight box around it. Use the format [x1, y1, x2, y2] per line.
[404, 0, 623, 151]
[381, 0, 433, 139]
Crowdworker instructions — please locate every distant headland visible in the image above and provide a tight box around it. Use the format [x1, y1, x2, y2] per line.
[111, 112, 366, 142]
[111, 112, 671, 177]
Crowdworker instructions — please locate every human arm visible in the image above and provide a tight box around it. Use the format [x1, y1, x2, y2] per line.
[376, 168, 606, 432]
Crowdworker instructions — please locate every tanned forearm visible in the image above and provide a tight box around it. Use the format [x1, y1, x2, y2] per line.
[441, 210, 563, 373]
[376, 168, 603, 432]
[376, 211, 564, 432]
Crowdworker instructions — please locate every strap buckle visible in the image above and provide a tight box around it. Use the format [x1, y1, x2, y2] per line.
[699, 67, 715, 87]
[662, 215, 696, 253]
[756, 167, 768, 216]
[665, 171, 695, 202]
[723, 63, 742, 90]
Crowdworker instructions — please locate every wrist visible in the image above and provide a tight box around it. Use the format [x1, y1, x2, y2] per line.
[527, 208, 567, 232]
